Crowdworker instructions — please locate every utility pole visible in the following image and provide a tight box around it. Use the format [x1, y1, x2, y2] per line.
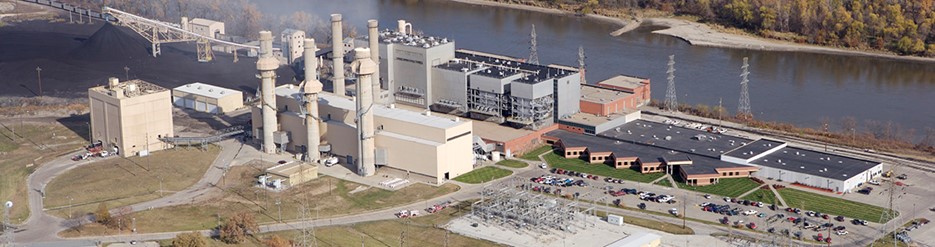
[664, 55, 677, 112]
[35, 66, 43, 97]
[124, 66, 130, 81]
[578, 46, 586, 84]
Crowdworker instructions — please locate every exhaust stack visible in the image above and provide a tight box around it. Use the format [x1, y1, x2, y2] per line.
[257, 30, 279, 154]
[351, 47, 376, 177]
[368, 19, 381, 104]
[301, 38, 322, 162]
[331, 14, 346, 96]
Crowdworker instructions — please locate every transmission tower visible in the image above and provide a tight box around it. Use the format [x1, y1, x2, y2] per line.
[738, 57, 752, 118]
[664, 55, 678, 112]
[2, 201, 12, 247]
[578, 46, 586, 84]
[528, 24, 539, 65]
[878, 163, 900, 246]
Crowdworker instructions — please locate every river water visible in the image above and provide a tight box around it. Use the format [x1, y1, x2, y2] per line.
[256, 0, 934, 135]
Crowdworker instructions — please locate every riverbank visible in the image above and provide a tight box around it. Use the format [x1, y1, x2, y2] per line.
[446, 0, 935, 63]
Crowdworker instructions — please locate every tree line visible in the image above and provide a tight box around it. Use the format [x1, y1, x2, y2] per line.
[547, 0, 935, 56]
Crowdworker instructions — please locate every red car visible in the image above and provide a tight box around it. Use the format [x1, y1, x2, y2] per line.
[748, 222, 757, 229]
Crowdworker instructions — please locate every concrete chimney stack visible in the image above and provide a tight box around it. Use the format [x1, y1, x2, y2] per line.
[301, 38, 323, 162]
[367, 19, 381, 104]
[331, 14, 346, 96]
[257, 30, 279, 154]
[351, 47, 376, 177]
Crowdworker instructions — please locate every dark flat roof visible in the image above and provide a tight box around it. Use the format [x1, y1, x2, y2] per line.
[723, 139, 786, 159]
[751, 147, 881, 180]
[599, 120, 753, 159]
[546, 130, 752, 175]
[455, 50, 575, 82]
[435, 60, 479, 72]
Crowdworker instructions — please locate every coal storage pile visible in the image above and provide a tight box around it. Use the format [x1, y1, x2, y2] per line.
[69, 22, 151, 61]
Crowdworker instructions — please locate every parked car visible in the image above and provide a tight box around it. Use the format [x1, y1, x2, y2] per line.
[834, 216, 845, 222]
[539, 163, 548, 169]
[743, 209, 758, 216]
[638, 203, 647, 210]
[835, 230, 848, 235]
[669, 208, 679, 216]
[868, 180, 880, 185]
[852, 219, 868, 225]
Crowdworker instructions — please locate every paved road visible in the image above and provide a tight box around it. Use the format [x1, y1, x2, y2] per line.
[18, 150, 102, 242]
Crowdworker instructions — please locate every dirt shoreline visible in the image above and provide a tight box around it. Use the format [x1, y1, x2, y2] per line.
[447, 0, 935, 63]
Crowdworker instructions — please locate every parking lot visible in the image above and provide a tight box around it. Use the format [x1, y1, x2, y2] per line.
[513, 166, 900, 246]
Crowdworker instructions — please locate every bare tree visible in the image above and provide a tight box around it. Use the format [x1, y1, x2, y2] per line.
[219, 211, 260, 244]
[172, 232, 209, 247]
[241, 2, 263, 40]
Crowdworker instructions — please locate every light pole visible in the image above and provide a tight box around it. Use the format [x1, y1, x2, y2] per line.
[123, 66, 130, 81]
[35, 66, 42, 96]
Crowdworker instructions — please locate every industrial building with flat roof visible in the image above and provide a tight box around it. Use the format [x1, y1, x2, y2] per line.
[172, 82, 243, 114]
[89, 78, 174, 157]
[251, 84, 475, 184]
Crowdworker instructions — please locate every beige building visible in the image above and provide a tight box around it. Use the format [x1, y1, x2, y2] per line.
[281, 29, 306, 64]
[251, 84, 475, 184]
[89, 78, 174, 157]
[265, 162, 319, 187]
[188, 18, 225, 38]
[172, 82, 243, 114]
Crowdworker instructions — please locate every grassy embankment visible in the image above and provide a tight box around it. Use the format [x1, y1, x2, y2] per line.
[675, 178, 761, 198]
[741, 189, 779, 205]
[453, 166, 512, 184]
[0, 122, 87, 224]
[495, 159, 527, 168]
[45, 145, 220, 218]
[519, 145, 553, 161]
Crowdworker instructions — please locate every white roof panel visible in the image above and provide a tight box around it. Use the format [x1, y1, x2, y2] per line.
[173, 82, 240, 99]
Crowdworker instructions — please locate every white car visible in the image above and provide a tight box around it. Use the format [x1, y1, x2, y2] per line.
[724, 197, 732, 202]
[835, 230, 848, 235]
[99, 151, 109, 157]
[756, 201, 765, 207]
[539, 163, 548, 169]
[743, 209, 758, 216]
[868, 180, 880, 185]
[700, 202, 712, 207]
[669, 208, 679, 216]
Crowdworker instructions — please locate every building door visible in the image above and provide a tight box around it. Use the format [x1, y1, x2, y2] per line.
[206, 103, 218, 114]
[444, 172, 450, 180]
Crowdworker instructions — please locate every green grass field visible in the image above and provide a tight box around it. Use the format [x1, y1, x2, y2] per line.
[453, 166, 512, 184]
[543, 152, 664, 183]
[654, 177, 672, 187]
[676, 178, 761, 198]
[777, 188, 894, 223]
[495, 159, 528, 168]
[0, 123, 87, 224]
[741, 189, 778, 205]
[45, 146, 221, 218]
[520, 145, 553, 161]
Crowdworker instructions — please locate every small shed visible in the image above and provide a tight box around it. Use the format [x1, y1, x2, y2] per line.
[265, 162, 319, 187]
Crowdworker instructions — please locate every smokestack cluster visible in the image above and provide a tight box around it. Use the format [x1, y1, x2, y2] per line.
[368, 19, 381, 104]
[351, 47, 376, 176]
[257, 30, 279, 154]
[331, 14, 346, 96]
[301, 38, 323, 162]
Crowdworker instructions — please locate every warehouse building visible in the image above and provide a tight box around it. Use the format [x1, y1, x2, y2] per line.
[721, 140, 883, 192]
[251, 84, 475, 184]
[89, 78, 174, 157]
[281, 29, 306, 64]
[172, 82, 243, 114]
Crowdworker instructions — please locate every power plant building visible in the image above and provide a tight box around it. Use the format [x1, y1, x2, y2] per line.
[251, 84, 475, 184]
[281, 29, 306, 64]
[172, 82, 243, 114]
[185, 18, 225, 38]
[89, 78, 174, 157]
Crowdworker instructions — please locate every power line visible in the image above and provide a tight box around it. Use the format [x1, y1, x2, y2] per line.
[738, 57, 752, 118]
[528, 24, 539, 65]
[664, 55, 678, 112]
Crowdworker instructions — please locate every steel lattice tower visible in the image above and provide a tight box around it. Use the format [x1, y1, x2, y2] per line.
[878, 163, 899, 246]
[738, 57, 752, 118]
[578, 46, 586, 84]
[664, 55, 678, 112]
[528, 24, 539, 65]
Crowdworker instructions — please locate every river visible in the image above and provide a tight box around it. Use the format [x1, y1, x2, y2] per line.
[255, 0, 934, 136]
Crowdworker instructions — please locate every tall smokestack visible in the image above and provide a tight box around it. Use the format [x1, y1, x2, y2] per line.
[257, 30, 279, 154]
[301, 38, 322, 162]
[368, 20, 381, 104]
[351, 47, 376, 177]
[331, 14, 346, 96]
